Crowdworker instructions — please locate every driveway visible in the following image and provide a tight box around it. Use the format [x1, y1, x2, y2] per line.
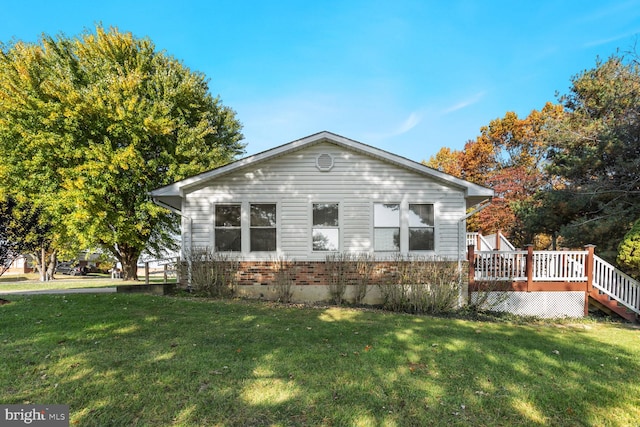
[0, 287, 116, 295]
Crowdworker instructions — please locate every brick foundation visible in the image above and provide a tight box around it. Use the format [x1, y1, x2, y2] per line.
[179, 259, 469, 305]
[235, 260, 403, 287]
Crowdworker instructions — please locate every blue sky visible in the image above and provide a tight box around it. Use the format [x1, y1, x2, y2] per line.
[2, 1, 640, 162]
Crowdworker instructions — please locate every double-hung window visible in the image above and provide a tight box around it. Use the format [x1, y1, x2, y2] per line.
[373, 203, 435, 252]
[312, 203, 339, 251]
[408, 204, 435, 251]
[250, 203, 277, 252]
[374, 203, 400, 251]
[214, 203, 277, 253]
[214, 204, 241, 252]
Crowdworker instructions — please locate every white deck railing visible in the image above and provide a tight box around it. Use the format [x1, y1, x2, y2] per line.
[472, 249, 640, 316]
[532, 251, 587, 281]
[473, 250, 588, 282]
[466, 232, 514, 251]
[593, 256, 640, 316]
[484, 233, 516, 251]
[473, 250, 527, 280]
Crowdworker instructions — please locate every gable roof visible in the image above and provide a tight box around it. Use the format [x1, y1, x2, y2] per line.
[150, 131, 494, 212]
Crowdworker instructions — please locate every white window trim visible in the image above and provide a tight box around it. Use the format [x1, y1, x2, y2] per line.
[407, 202, 437, 253]
[372, 201, 438, 255]
[310, 201, 341, 253]
[213, 203, 242, 253]
[249, 202, 279, 253]
[373, 202, 401, 253]
[211, 201, 280, 256]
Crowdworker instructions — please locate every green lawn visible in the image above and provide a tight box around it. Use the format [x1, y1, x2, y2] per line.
[1, 294, 639, 426]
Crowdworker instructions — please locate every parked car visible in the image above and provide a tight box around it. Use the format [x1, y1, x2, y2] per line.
[55, 262, 87, 276]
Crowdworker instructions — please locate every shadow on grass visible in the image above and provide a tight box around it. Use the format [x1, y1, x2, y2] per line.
[1, 295, 638, 426]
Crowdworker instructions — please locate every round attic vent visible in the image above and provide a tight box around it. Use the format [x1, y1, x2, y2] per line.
[316, 153, 334, 171]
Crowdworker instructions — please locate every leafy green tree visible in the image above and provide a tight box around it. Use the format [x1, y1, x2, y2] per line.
[0, 26, 244, 279]
[514, 187, 586, 250]
[546, 53, 640, 259]
[0, 200, 18, 276]
[617, 218, 640, 279]
[0, 197, 54, 279]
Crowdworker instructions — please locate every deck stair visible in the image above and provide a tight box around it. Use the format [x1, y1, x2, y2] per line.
[590, 256, 640, 322]
[588, 291, 637, 321]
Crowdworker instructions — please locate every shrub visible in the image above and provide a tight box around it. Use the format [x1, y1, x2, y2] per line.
[354, 252, 375, 305]
[325, 253, 353, 305]
[379, 255, 462, 314]
[270, 255, 295, 303]
[183, 247, 238, 297]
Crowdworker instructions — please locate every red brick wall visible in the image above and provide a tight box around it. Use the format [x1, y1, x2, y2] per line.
[235, 260, 401, 287]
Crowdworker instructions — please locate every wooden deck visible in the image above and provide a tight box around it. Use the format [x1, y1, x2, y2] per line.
[467, 244, 640, 321]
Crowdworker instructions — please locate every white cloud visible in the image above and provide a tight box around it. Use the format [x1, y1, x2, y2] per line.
[362, 110, 424, 141]
[395, 111, 422, 134]
[442, 91, 486, 114]
[583, 30, 640, 48]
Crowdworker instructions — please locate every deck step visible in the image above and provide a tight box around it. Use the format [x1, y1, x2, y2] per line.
[588, 292, 637, 322]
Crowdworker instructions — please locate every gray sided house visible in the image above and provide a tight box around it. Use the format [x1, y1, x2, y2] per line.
[150, 131, 494, 303]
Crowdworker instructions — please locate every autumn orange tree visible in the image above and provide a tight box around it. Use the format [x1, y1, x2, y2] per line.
[426, 103, 563, 248]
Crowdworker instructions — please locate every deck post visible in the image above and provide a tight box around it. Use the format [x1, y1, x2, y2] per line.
[496, 230, 501, 251]
[525, 244, 534, 292]
[468, 244, 475, 298]
[584, 245, 596, 316]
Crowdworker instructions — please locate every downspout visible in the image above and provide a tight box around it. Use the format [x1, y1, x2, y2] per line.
[457, 199, 492, 306]
[152, 198, 192, 288]
[457, 199, 492, 263]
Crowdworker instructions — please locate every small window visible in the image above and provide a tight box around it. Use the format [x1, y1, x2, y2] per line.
[250, 204, 276, 252]
[408, 204, 434, 251]
[312, 203, 339, 251]
[374, 203, 400, 251]
[215, 205, 241, 251]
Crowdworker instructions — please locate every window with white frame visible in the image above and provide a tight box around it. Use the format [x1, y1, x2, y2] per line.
[214, 204, 241, 252]
[250, 203, 277, 252]
[408, 203, 435, 251]
[312, 203, 339, 251]
[374, 203, 400, 251]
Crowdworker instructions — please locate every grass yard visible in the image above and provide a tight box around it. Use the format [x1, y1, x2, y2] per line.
[1, 294, 639, 426]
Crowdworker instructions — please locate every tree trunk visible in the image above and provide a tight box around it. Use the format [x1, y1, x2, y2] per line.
[34, 247, 57, 281]
[118, 246, 140, 281]
[46, 251, 57, 280]
[40, 245, 47, 282]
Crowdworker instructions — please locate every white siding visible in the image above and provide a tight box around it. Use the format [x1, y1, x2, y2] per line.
[183, 142, 467, 260]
